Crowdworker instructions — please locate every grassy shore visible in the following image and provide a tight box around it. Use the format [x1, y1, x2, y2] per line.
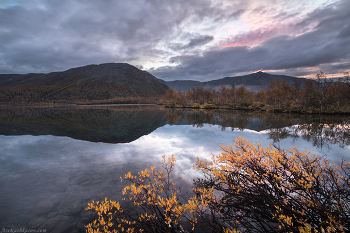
[163, 102, 350, 115]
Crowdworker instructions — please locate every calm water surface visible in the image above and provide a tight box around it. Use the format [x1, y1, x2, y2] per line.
[0, 105, 349, 232]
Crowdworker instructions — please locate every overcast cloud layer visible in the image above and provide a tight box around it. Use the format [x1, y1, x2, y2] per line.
[0, 0, 349, 81]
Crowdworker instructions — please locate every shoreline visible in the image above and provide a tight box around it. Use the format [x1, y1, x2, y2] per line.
[1, 102, 350, 115]
[163, 104, 350, 115]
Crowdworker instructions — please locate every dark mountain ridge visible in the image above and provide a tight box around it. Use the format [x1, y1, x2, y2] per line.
[166, 71, 308, 92]
[0, 63, 169, 103]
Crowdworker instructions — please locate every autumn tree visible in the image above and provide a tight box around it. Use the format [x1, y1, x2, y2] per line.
[235, 86, 253, 107]
[255, 88, 267, 104]
[176, 90, 187, 106]
[229, 85, 236, 103]
[314, 71, 328, 112]
[218, 85, 230, 105]
[194, 137, 350, 232]
[86, 155, 222, 233]
[186, 89, 195, 104]
[293, 81, 303, 107]
[166, 88, 177, 106]
[266, 78, 296, 108]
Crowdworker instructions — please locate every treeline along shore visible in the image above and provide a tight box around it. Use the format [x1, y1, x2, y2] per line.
[161, 72, 350, 115]
[1, 62, 349, 115]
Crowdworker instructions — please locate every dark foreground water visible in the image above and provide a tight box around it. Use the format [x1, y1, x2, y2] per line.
[0, 105, 349, 232]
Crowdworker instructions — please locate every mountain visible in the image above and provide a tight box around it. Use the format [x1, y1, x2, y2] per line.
[0, 63, 169, 103]
[166, 71, 308, 92]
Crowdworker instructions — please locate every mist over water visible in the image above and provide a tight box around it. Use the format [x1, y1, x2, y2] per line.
[0, 105, 349, 232]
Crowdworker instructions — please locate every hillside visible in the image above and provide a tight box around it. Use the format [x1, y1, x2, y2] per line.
[166, 71, 308, 92]
[0, 63, 169, 103]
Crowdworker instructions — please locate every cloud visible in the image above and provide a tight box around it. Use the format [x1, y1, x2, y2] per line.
[152, 0, 350, 80]
[0, 0, 227, 73]
[0, 0, 347, 80]
[171, 35, 214, 50]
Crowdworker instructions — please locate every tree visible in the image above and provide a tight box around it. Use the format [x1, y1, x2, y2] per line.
[235, 86, 253, 107]
[194, 137, 350, 232]
[166, 88, 177, 106]
[314, 72, 330, 112]
[255, 88, 267, 104]
[266, 79, 295, 108]
[176, 90, 187, 106]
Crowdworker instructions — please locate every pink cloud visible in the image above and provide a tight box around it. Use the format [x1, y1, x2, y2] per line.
[220, 4, 320, 49]
[221, 19, 316, 49]
[222, 27, 279, 48]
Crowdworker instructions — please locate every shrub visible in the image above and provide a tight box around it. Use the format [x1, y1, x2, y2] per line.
[201, 103, 216, 109]
[85, 155, 218, 233]
[86, 138, 350, 232]
[194, 137, 350, 232]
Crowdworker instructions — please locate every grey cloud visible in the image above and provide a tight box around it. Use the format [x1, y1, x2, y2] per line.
[185, 35, 214, 49]
[152, 0, 350, 81]
[1, 0, 229, 74]
[213, 9, 245, 22]
[0, 0, 347, 80]
[170, 35, 214, 51]
[224, 28, 280, 47]
[337, 24, 350, 39]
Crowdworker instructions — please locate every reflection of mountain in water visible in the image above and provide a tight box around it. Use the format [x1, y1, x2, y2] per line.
[0, 105, 167, 143]
[0, 106, 349, 148]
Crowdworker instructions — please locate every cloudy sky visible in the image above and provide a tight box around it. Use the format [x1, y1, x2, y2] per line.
[1, 0, 349, 81]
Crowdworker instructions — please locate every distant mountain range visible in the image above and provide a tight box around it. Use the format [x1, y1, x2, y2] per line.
[166, 71, 308, 92]
[0, 63, 168, 103]
[0, 63, 310, 103]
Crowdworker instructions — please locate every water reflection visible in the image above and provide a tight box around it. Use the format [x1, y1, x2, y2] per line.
[0, 105, 167, 143]
[1, 106, 349, 149]
[0, 105, 349, 232]
[0, 135, 164, 232]
[166, 109, 350, 149]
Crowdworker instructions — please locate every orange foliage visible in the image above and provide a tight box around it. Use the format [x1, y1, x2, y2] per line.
[86, 138, 350, 232]
[195, 137, 349, 232]
[86, 155, 217, 233]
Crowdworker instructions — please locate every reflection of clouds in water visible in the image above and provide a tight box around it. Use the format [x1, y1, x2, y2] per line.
[0, 124, 348, 190]
[0, 135, 115, 169]
[0, 123, 349, 231]
[1, 124, 348, 180]
[132, 124, 350, 175]
[106, 124, 349, 182]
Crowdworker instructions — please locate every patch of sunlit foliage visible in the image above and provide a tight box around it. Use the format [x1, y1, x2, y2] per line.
[86, 137, 349, 233]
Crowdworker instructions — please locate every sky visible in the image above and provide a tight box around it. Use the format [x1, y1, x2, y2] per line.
[0, 0, 349, 81]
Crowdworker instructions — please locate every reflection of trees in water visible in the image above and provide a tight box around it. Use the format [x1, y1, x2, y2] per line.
[1, 106, 348, 148]
[266, 115, 350, 149]
[166, 109, 256, 131]
[278, 121, 349, 149]
[166, 109, 350, 149]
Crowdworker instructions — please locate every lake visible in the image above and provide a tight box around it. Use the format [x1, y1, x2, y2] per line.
[0, 105, 349, 232]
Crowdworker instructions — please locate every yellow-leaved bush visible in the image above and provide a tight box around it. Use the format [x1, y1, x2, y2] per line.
[86, 155, 218, 233]
[86, 137, 350, 233]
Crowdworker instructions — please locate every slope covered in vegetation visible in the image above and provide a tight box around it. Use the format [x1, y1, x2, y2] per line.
[163, 72, 350, 114]
[0, 63, 169, 104]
